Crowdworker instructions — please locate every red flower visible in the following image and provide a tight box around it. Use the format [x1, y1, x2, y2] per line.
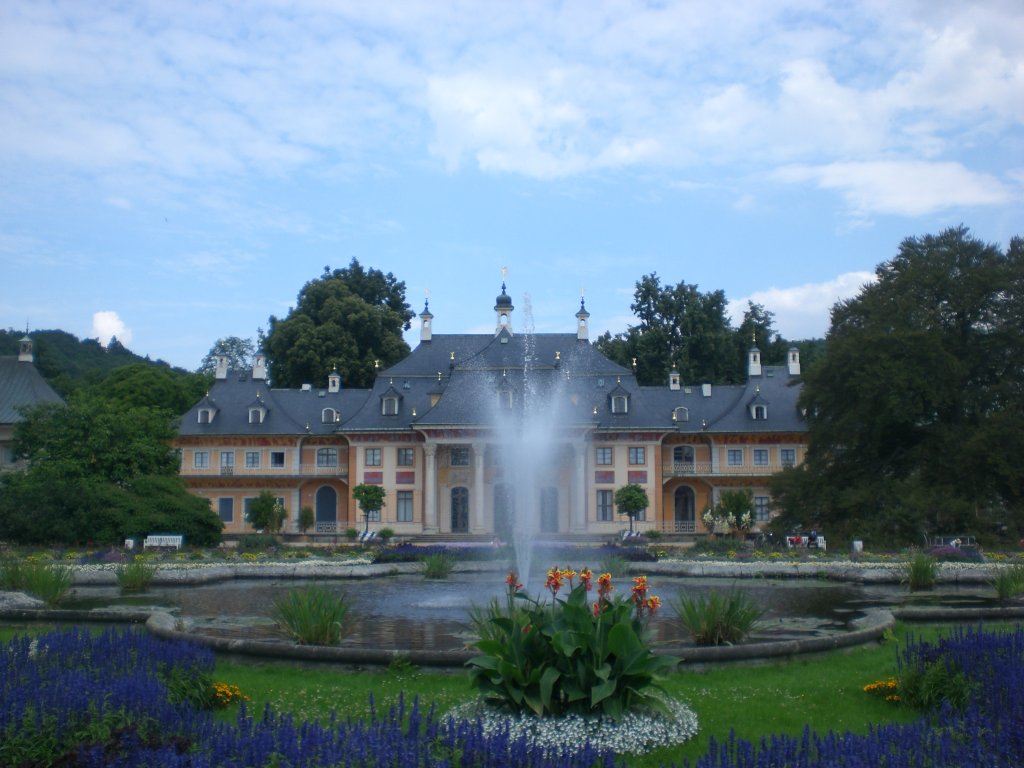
[579, 567, 593, 591]
[505, 571, 523, 592]
[597, 572, 613, 598]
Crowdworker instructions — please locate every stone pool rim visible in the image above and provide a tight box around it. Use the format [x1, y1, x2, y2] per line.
[4, 558, 1022, 666]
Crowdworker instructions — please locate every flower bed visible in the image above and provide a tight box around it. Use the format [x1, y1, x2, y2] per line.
[1, 627, 616, 767]
[685, 625, 1024, 767]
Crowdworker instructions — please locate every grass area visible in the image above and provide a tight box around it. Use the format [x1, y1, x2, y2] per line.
[212, 624, 963, 767]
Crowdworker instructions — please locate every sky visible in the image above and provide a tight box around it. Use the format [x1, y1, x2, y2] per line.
[1, 0, 1021, 371]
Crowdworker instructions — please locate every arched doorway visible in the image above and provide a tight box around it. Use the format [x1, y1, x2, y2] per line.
[315, 486, 337, 533]
[674, 486, 695, 533]
[451, 487, 469, 533]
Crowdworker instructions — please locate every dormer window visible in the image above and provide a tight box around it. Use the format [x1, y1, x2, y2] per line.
[322, 407, 338, 424]
[673, 406, 688, 422]
[752, 405, 767, 420]
[249, 408, 265, 424]
[382, 396, 399, 416]
[497, 389, 513, 409]
[611, 395, 628, 414]
[198, 409, 214, 424]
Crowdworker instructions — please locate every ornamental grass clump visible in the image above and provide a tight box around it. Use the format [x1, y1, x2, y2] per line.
[271, 585, 351, 645]
[468, 567, 677, 721]
[0, 558, 73, 605]
[671, 588, 763, 646]
[420, 551, 456, 579]
[992, 562, 1024, 601]
[115, 557, 158, 591]
[904, 550, 938, 590]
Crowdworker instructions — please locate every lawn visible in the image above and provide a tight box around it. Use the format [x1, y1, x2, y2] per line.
[213, 623, 942, 767]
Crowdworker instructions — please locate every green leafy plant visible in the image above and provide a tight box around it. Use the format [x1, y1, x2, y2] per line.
[421, 552, 456, 579]
[615, 484, 649, 533]
[115, 558, 157, 591]
[352, 484, 386, 534]
[467, 567, 677, 720]
[0, 559, 73, 605]
[345, 527, 359, 541]
[271, 585, 351, 645]
[246, 491, 287, 533]
[671, 588, 764, 646]
[904, 550, 938, 590]
[899, 659, 972, 712]
[378, 527, 395, 542]
[237, 534, 279, 553]
[598, 554, 629, 578]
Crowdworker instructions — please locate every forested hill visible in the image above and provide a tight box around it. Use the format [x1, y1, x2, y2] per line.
[0, 328, 203, 403]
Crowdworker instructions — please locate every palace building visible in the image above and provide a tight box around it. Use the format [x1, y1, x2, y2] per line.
[175, 284, 806, 538]
[0, 336, 63, 474]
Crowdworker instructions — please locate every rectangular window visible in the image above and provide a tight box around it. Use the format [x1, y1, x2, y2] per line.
[754, 496, 770, 522]
[365, 448, 382, 467]
[728, 449, 743, 466]
[365, 508, 381, 523]
[597, 490, 614, 521]
[220, 451, 234, 468]
[193, 451, 209, 469]
[595, 447, 613, 465]
[753, 448, 769, 466]
[396, 490, 413, 522]
[628, 447, 645, 465]
[243, 497, 253, 521]
[451, 446, 470, 466]
[218, 498, 233, 523]
[245, 451, 260, 469]
[781, 448, 796, 466]
[317, 447, 338, 467]
[270, 451, 285, 468]
[276, 497, 287, 518]
[397, 448, 414, 466]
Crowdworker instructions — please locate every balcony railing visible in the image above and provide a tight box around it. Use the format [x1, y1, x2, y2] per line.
[662, 461, 794, 477]
[182, 464, 348, 478]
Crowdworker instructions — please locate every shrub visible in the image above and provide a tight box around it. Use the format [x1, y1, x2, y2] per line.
[904, 550, 938, 590]
[468, 567, 677, 720]
[271, 585, 351, 645]
[0, 559, 73, 605]
[378, 527, 395, 542]
[420, 552, 456, 579]
[645, 529, 662, 541]
[298, 505, 315, 534]
[671, 588, 763, 645]
[115, 558, 158, 591]
[345, 527, 358, 540]
[237, 533, 279, 553]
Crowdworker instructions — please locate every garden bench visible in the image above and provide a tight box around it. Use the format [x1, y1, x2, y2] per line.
[143, 534, 184, 549]
[358, 530, 378, 543]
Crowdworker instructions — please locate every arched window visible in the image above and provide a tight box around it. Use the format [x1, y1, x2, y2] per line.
[322, 407, 336, 424]
[249, 408, 264, 424]
[611, 395, 628, 414]
[198, 409, 213, 424]
[382, 397, 399, 416]
[752, 405, 767, 420]
[673, 406, 688, 422]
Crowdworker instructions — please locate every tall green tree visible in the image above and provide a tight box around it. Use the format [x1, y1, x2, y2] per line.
[596, 274, 736, 385]
[92, 363, 211, 415]
[771, 226, 1024, 546]
[614, 484, 649, 533]
[352, 483, 387, 534]
[0, 394, 222, 545]
[263, 260, 414, 389]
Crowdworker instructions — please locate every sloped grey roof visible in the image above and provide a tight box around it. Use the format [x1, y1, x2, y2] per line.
[177, 372, 372, 437]
[0, 357, 63, 424]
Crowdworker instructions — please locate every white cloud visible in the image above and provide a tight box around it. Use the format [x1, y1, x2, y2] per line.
[91, 310, 133, 346]
[775, 161, 1012, 216]
[729, 272, 877, 340]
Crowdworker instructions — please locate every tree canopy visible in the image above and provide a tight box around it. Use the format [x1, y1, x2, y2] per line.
[614, 484, 649, 533]
[199, 336, 255, 375]
[352, 483, 387, 533]
[770, 226, 1024, 546]
[0, 394, 222, 545]
[263, 260, 414, 389]
[595, 275, 803, 385]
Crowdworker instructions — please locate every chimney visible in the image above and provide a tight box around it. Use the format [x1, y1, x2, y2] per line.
[18, 335, 33, 363]
[576, 297, 590, 341]
[252, 353, 267, 380]
[328, 368, 341, 393]
[669, 368, 681, 391]
[419, 300, 434, 343]
[702, 383, 712, 397]
[787, 348, 801, 376]
[747, 346, 762, 378]
[215, 355, 229, 380]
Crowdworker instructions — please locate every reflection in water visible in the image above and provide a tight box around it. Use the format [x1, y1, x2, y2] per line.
[65, 575, 997, 652]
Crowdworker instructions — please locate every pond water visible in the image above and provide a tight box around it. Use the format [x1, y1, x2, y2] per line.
[62, 575, 1000, 653]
